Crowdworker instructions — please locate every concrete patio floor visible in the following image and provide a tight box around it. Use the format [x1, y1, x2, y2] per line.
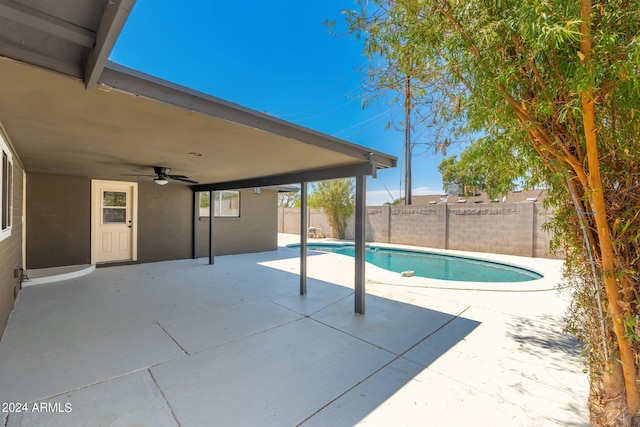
[0, 235, 588, 426]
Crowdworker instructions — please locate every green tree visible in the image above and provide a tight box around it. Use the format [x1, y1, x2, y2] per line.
[309, 179, 355, 239]
[436, 155, 464, 193]
[199, 192, 210, 208]
[346, 1, 640, 423]
[384, 197, 405, 206]
[278, 191, 300, 208]
[439, 136, 534, 199]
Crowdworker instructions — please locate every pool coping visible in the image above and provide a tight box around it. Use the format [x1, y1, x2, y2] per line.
[282, 237, 564, 292]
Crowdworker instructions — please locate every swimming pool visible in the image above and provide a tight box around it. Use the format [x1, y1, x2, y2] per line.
[287, 242, 542, 282]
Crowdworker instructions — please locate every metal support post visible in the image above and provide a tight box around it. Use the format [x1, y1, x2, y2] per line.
[209, 190, 214, 265]
[355, 175, 366, 314]
[300, 182, 307, 295]
[193, 191, 199, 259]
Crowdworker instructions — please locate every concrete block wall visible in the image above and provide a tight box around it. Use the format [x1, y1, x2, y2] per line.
[343, 206, 388, 242]
[309, 209, 334, 237]
[197, 189, 277, 257]
[277, 202, 556, 258]
[280, 206, 394, 241]
[534, 204, 557, 258]
[366, 206, 391, 243]
[278, 208, 299, 234]
[388, 205, 447, 248]
[279, 208, 336, 238]
[447, 203, 534, 256]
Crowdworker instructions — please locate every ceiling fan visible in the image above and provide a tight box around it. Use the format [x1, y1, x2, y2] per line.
[124, 166, 199, 185]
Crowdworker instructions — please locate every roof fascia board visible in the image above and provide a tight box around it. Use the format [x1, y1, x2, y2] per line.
[0, 0, 94, 47]
[263, 185, 301, 192]
[84, 0, 136, 89]
[192, 162, 376, 192]
[99, 62, 396, 169]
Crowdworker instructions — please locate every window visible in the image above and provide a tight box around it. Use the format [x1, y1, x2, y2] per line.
[102, 191, 127, 223]
[214, 191, 240, 217]
[0, 133, 13, 241]
[199, 191, 240, 218]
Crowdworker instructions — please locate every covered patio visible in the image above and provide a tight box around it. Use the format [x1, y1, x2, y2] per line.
[0, 0, 396, 321]
[0, 236, 588, 426]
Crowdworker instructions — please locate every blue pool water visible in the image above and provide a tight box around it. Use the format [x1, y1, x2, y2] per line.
[288, 243, 542, 282]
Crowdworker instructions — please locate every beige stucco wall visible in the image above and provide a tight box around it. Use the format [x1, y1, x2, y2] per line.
[0, 136, 24, 336]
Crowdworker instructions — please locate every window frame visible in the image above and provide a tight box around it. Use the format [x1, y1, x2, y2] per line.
[101, 190, 128, 224]
[0, 132, 13, 241]
[199, 191, 240, 218]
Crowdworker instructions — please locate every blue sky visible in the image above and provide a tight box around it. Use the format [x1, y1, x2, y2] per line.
[110, 0, 452, 205]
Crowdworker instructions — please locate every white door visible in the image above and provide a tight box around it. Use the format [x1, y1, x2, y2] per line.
[91, 180, 138, 264]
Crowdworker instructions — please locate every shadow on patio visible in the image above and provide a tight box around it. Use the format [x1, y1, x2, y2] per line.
[0, 248, 481, 426]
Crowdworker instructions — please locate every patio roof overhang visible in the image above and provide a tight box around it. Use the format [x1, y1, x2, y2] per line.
[0, 0, 396, 186]
[0, 0, 396, 315]
[0, 0, 135, 90]
[0, 57, 395, 187]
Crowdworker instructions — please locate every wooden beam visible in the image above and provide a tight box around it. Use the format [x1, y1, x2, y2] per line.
[84, 0, 136, 89]
[0, 0, 94, 47]
[192, 163, 376, 193]
[0, 43, 82, 77]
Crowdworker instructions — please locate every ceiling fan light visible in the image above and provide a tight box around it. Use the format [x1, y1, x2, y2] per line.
[154, 178, 169, 185]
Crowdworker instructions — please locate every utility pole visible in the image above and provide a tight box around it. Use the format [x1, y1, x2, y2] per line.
[404, 73, 412, 205]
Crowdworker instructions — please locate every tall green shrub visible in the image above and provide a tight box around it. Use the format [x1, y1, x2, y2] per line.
[345, 1, 640, 423]
[309, 179, 354, 239]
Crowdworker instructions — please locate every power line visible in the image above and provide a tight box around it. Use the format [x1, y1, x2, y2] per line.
[270, 60, 371, 113]
[332, 108, 395, 138]
[377, 174, 397, 203]
[274, 84, 363, 118]
[281, 96, 361, 123]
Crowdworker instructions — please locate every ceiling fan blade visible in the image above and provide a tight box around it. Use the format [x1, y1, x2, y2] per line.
[121, 173, 156, 177]
[169, 175, 199, 184]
